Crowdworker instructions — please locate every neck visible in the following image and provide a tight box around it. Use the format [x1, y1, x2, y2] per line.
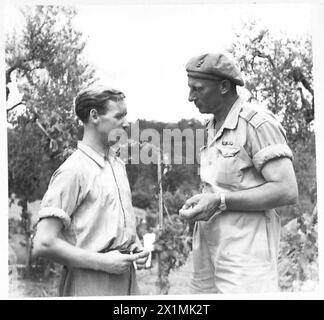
[82, 127, 109, 155]
[213, 94, 238, 125]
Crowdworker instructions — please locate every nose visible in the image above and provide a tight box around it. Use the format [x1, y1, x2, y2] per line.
[122, 119, 129, 130]
[188, 89, 197, 102]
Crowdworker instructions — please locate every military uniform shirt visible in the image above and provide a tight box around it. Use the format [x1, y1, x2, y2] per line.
[191, 96, 293, 293]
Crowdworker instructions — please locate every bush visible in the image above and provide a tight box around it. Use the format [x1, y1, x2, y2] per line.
[163, 190, 187, 215]
[132, 190, 152, 209]
[278, 206, 318, 291]
[154, 214, 192, 294]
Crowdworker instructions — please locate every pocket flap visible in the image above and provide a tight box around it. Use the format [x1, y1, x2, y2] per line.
[216, 145, 240, 157]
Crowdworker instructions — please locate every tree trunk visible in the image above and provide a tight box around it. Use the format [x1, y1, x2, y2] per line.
[19, 198, 32, 278]
[156, 252, 169, 295]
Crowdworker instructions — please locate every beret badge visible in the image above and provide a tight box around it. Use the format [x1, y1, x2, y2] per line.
[196, 59, 204, 68]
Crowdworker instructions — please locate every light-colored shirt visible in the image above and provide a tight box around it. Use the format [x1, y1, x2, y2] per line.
[38, 141, 137, 253]
[195, 96, 293, 292]
[201, 96, 293, 192]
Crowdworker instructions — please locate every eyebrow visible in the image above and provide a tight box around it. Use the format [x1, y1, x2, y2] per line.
[115, 110, 127, 117]
[188, 84, 202, 89]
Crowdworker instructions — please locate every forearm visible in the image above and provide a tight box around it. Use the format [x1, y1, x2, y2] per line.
[225, 181, 298, 212]
[32, 236, 105, 272]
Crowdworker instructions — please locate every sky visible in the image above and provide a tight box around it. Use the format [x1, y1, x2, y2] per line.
[4, 1, 313, 122]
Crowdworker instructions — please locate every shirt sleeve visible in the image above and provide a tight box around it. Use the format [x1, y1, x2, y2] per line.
[38, 165, 82, 229]
[248, 119, 293, 173]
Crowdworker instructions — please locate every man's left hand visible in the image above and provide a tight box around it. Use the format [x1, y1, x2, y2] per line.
[129, 243, 149, 270]
[179, 193, 221, 222]
[133, 249, 150, 269]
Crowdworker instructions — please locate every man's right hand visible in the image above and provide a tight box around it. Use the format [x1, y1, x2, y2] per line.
[179, 193, 221, 222]
[99, 250, 148, 274]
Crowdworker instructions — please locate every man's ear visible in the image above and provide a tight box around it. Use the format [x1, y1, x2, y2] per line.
[89, 108, 99, 122]
[219, 80, 231, 95]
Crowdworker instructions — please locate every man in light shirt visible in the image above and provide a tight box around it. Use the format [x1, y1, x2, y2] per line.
[180, 52, 298, 293]
[32, 85, 149, 296]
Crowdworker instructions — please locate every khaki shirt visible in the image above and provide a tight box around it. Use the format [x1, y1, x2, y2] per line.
[38, 141, 137, 253]
[195, 96, 293, 292]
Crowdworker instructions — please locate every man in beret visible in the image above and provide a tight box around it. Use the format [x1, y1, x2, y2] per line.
[180, 52, 298, 293]
[32, 85, 149, 296]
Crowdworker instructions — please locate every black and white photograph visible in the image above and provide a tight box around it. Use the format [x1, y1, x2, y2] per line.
[2, 0, 324, 299]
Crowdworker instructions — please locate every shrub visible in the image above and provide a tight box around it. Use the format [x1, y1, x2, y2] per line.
[132, 190, 152, 209]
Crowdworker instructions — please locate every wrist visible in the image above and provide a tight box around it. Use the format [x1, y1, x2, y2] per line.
[218, 192, 227, 211]
[92, 251, 109, 272]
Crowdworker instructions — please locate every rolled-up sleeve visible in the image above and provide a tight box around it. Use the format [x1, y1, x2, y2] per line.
[38, 166, 82, 229]
[249, 120, 293, 173]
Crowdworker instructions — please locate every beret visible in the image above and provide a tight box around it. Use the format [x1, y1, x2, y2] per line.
[185, 52, 244, 86]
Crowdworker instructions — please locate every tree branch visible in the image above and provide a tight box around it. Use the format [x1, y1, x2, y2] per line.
[6, 66, 19, 101]
[35, 119, 52, 139]
[255, 50, 276, 70]
[6, 101, 25, 113]
[6, 66, 17, 85]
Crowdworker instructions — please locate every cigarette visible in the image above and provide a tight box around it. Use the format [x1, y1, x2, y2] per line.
[130, 251, 137, 270]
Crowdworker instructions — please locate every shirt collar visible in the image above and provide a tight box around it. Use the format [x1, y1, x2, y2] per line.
[78, 141, 107, 168]
[221, 96, 243, 130]
[208, 96, 243, 145]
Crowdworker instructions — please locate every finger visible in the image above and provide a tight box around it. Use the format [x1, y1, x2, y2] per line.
[127, 252, 139, 270]
[179, 205, 201, 216]
[179, 205, 203, 220]
[133, 247, 145, 254]
[136, 255, 149, 263]
[129, 243, 137, 252]
[189, 212, 207, 222]
[135, 257, 148, 265]
[128, 251, 147, 262]
[184, 194, 201, 208]
[124, 253, 137, 262]
[130, 243, 143, 253]
[136, 250, 149, 259]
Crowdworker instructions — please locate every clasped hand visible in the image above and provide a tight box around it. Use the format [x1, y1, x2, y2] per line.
[179, 193, 221, 222]
[101, 247, 149, 274]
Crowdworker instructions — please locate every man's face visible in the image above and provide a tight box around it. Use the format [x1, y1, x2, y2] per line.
[96, 99, 129, 139]
[187, 77, 222, 114]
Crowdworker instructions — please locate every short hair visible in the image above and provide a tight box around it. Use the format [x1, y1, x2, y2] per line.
[228, 80, 238, 94]
[74, 84, 126, 123]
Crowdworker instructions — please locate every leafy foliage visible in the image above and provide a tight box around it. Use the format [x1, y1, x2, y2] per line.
[154, 214, 192, 295]
[7, 6, 95, 201]
[6, 5, 96, 276]
[279, 207, 318, 291]
[132, 190, 153, 209]
[230, 21, 314, 146]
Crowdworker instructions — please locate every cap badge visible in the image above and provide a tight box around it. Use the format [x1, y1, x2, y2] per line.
[196, 59, 204, 68]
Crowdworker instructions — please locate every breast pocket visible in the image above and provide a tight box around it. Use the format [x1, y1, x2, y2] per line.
[213, 145, 245, 187]
[200, 143, 252, 188]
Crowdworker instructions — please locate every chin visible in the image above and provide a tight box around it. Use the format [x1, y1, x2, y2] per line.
[197, 108, 208, 114]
